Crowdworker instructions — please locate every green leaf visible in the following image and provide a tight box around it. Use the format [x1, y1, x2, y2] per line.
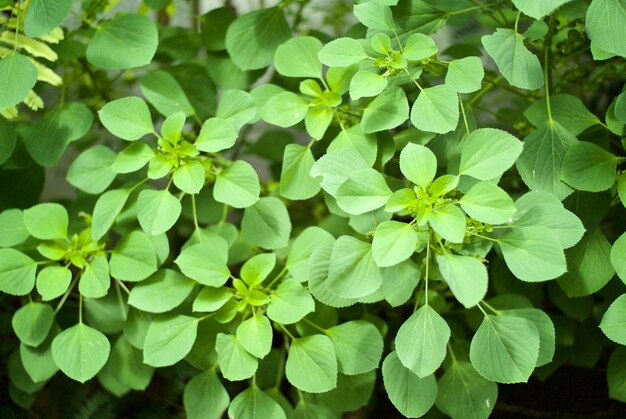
[445, 57, 484, 94]
[435, 361, 498, 419]
[0, 118, 16, 165]
[109, 231, 157, 282]
[400, 143, 437, 188]
[275, 36, 323, 79]
[98, 336, 153, 394]
[24, 0, 72, 37]
[215, 333, 258, 381]
[173, 161, 205, 195]
[137, 189, 182, 236]
[174, 238, 230, 286]
[66, 145, 117, 194]
[318, 37, 368, 67]
[287, 226, 334, 282]
[51, 323, 111, 383]
[497, 226, 566, 282]
[261, 92, 309, 127]
[361, 87, 409, 133]
[195, 117, 238, 153]
[20, 324, 60, 383]
[523, 94, 601, 135]
[184, 370, 230, 419]
[561, 142, 618, 192]
[128, 269, 195, 313]
[335, 168, 392, 215]
[428, 205, 466, 244]
[36, 266, 71, 301]
[326, 236, 382, 298]
[143, 315, 198, 367]
[98, 97, 153, 141]
[481, 28, 543, 90]
[237, 314, 272, 358]
[86, 14, 158, 69]
[112, 142, 154, 174]
[305, 107, 333, 140]
[241, 253, 275, 288]
[612, 232, 626, 283]
[0, 52, 37, 110]
[585, 0, 626, 57]
[216, 90, 257, 131]
[411, 84, 459, 134]
[459, 128, 523, 180]
[395, 305, 450, 378]
[372, 221, 418, 268]
[311, 149, 370, 195]
[608, 348, 626, 403]
[502, 308, 555, 367]
[228, 385, 286, 419]
[354, 2, 394, 30]
[469, 315, 539, 383]
[436, 253, 488, 308]
[91, 189, 131, 241]
[0, 249, 36, 296]
[280, 144, 321, 200]
[286, 335, 337, 393]
[349, 70, 387, 101]
[0, 209, 29, 247]
[78, 256, 110, 299]
[459, 182, 517, 224]
[327, 320, 383, 375]
[24, 203, 68, 240]
[267, 278, 315, 324]
[403, 33, 438, 61]
[12, 303, 54, 347]
[557, 227, 614, 297]
[382, 259, 421, 307]
[225, 7, 290, 70]
[140, 70, 195, 117]
[241, 197, 291, 249]
[193, 286, 232, 312]
[512, 0, 573, 19]
[382, 351, 437, 418]
[327, 125, 378, 166]
[214, 160, 260, 209]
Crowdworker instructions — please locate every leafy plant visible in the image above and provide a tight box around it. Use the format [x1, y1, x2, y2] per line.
[1, 0, 626, 418]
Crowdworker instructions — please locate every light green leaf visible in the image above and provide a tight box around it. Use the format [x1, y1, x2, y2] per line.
[435, 361, 498, 419]
[311, 149, 370, 195]
[445, 57, 484, 93]
[143, 315, 198, 367]
[497, 226, 566, 282]
[261, 92, 309, 127]
[335, 168, 392, 215]
[128, 269, 194, 313]
[216, 89, 257, 130]
[20, 324, 60, 383]
[174, 237, 230, 286]
[469, 315, 539, 383]
[137, 189, 182, 236]
[326, 236, 382, 298]
[459, 182, 517, 224]
[267, 277, 315, 324]
[193, 286, 232, 312]
[286, 226, 334, 282]
[327, 125, 378, 166]
[481, 28, 543, 90]
[523, 94, 601, 135]
[66, 145, 117, 194]
[214, 160, 260, 209]
[0, 209, 29, 247]
[557, 227, 614, 297]
[173, 161, 206, 195]
[12, 303, 54, 347]
[24, 0, 72, 37]
[327, 320, 383, 375]
[112, 142, 154, 174]
[275, 36, 323, 79]
[512, 0, 573, 19]
[305, 106, 334, 140]
[183, 370, 230, 419]
[215, 333, 258, 381]
[411, 85, 459, 134]
[237, 314, 272, 358]
[241, 253, 275, 288]
[403, 33, 438, 61]
[141, 70, 195, 117]
[612, 232, 626, 283]
[585, 0, 626, 57]
[109, 231, 157, 282]
[382, 351, 437, 418]
[400, 143, 437, 188]
[354, 2, 394, 30]
[225, 7, 290, 70]
[195, 117, 238, 153]
[318, 37, 368, 67]
[228, 385, 286, 419]
[382, 259, 421, 307]
[349, 70, 387, 100]
[601, 294, 626, 345]
[98, 97, 153, 141]
[0, 52, 37, 110]
[24, 203, 68, 241]
[280, 144, 321, 200]
[36, 266, 71, 301]
[51, 323, 111, 383]
[91, 189, 131, 241]
[428, 205, 466, 244]
[241, 197, 291, 249]
[98, 336, 153, 394]
[78, 256, 110, 299]
[372, 221, 418, 267]
[561, 142, 618, 192]
[459, 128, 523, 180]
[395, 305, 450, 378]
[286, 335, 337, 393]
[86, 14, 158, 69]
[0, 249, 36, 296]
[361, 87, 409, 133]
[436, 253, 487, 308]
[502, 308, 555, 367]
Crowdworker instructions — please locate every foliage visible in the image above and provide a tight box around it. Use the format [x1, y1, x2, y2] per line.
[1, 0, 626, 417]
